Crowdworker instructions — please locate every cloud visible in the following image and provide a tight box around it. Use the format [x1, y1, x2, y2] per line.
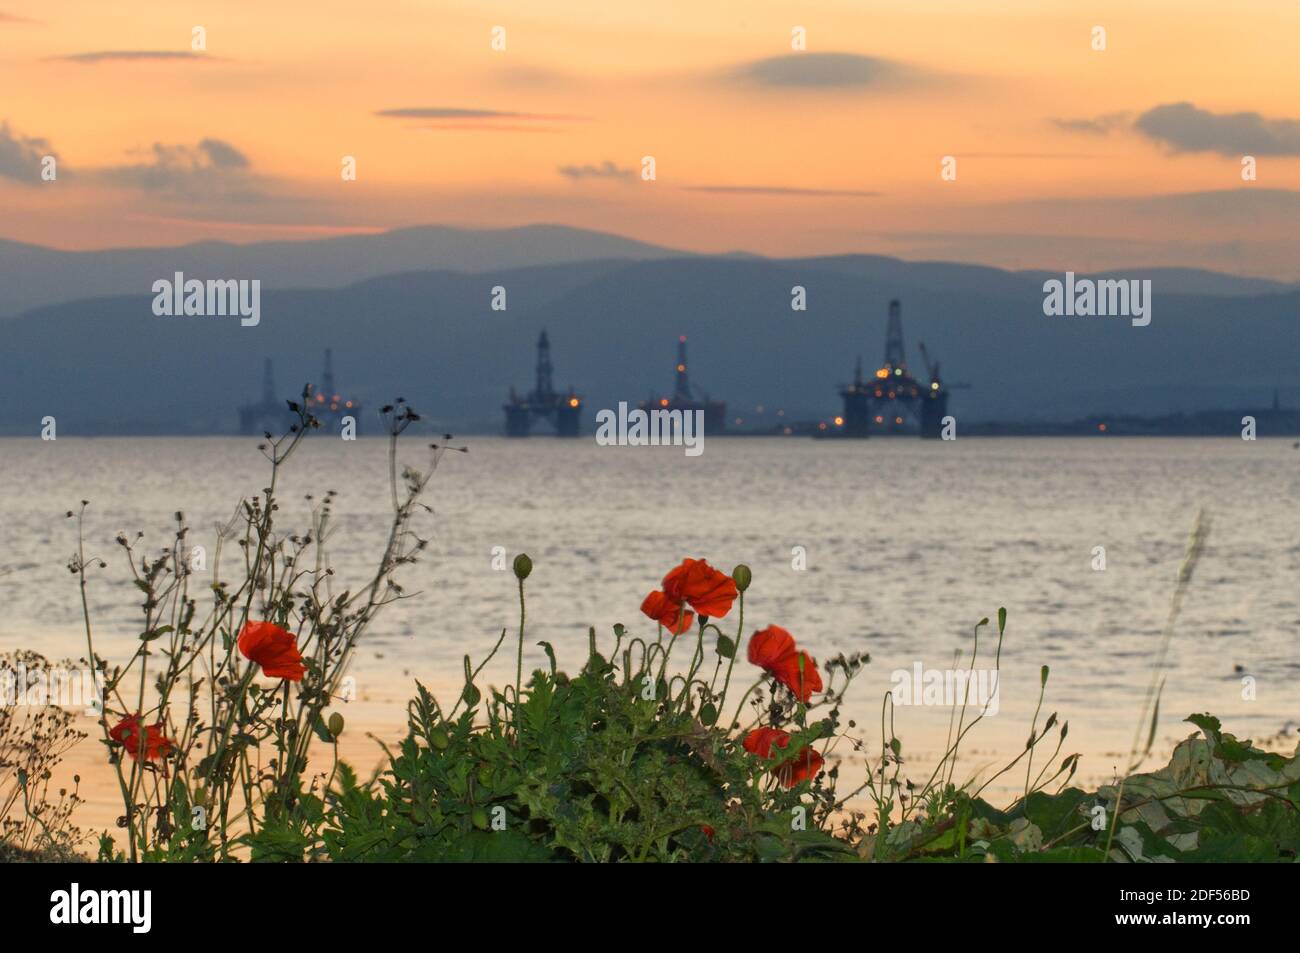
[96, 139, 261, 199]
[684, 184, 879, 198]
[558, 161, 635, 183]
[53, 50, 216, 64]
[728, 52, 908, 89]
[375, 107, 583, 121]
[0, 122, 55, 183]
[1134, 102, 1300, 156]
[376, 107, 587, 133]
[1050, 112, 1131, 135]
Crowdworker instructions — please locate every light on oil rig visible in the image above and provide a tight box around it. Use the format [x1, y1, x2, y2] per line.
[875, 368, 889, 379]
[894, 416, 903, 424]
[818, 422, 828, 430]
[834, 416, 844, 426]
[931, 382, 939, 390]
[1098, 423, 1108, 432]
[660, 398, 669, 407]
[676, 364, 685, 372]
[568, 397, 580, 408]
[874, 415, 884, 424]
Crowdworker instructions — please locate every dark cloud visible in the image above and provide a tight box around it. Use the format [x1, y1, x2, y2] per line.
[0, 122, 55, 183]
[96, 139, 260, 199]
[558, 161, 635, 183]
[1134, 102, 1300, 156]
[53, 50, 215, 64]
[684, 184, 879, 198]
[729, 52, 905, 89]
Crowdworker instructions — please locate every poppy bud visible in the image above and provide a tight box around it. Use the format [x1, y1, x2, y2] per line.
[327, 712, 345, 738]
[513, 554, 533, 580]
[430, 728, 450, 750]
[732, 564, 752, 592]
[471, 807, 490, 830]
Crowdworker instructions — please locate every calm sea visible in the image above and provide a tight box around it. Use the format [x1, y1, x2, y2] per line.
[2, 435, 1298, 800]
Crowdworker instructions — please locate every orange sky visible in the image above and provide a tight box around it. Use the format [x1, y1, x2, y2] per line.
[3, 0, 1300, 275]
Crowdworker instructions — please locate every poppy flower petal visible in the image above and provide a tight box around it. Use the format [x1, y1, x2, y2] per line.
[640, 590, 694, 635]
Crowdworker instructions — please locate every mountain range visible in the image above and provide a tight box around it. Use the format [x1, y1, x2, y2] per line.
[0, 225, 1295, 435]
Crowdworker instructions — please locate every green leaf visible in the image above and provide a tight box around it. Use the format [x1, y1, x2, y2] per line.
[1185, 713, 1221, 741]
[537, 641, 557, 676]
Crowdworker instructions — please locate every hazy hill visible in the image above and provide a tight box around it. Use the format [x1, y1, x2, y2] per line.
[0, 252, 1295, 435]
[1, 224, 1294, 318]
[0, 225, 686, 317]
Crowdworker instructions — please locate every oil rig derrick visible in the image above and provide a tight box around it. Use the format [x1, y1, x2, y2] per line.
[640, 335, 727, 434]
[238, 350, 361, 435]
[838, 299, 949, 438]
[503, 330, 582, 437]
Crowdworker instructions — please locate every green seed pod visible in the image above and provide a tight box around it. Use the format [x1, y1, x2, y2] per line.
[430, 728, 450, 750]
[513, 553, 533, 580]
[732, 564, 752, 592]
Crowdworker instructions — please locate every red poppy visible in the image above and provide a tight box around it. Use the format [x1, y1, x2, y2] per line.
[700, 825, 716, 842]
[640, 589, 694, 634]
[742, 727, 825, 789]
[238, 620, 306, 681]
[662, 558, 738, 619]
[109, 714, 175, 763]
[747, 625, 823, 703]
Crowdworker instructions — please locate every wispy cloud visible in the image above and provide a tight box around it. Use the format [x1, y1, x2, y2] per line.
[375, 107, 585, 120]
[684, 184, 879, 198]
[1135, 102, 1300, 156]
[1050, 113, 1131, 135]
[727, 52, 910, 90]
[376, 107, 587, 133]
[0, 122, 55, 183]
[52, 50, 216, 64]
[558, 160, 635, 183]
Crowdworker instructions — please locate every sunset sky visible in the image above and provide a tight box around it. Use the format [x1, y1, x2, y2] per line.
[3, 0, 1300, 276]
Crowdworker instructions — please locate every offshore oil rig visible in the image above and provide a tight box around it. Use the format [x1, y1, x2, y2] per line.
[503, 330, 582, 436]
[836, 300, 952, 438]
[639, 335, 727, 434]
[238, 349, 361, 435]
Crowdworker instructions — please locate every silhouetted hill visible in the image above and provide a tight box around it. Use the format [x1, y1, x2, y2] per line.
[0, 253, 1295, 435]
